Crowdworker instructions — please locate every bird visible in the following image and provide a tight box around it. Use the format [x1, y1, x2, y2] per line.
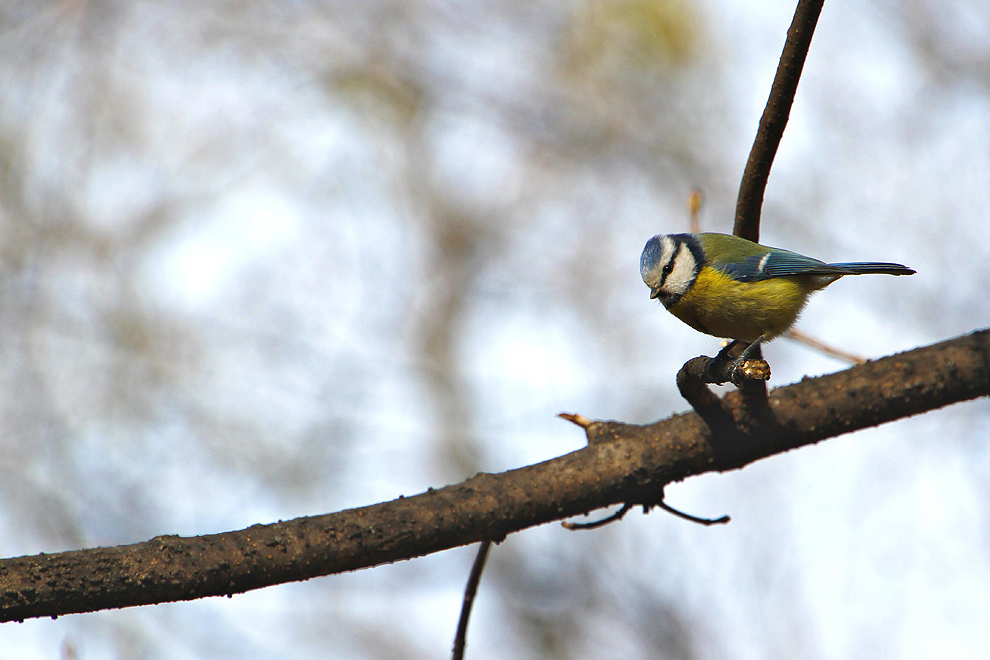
[640, 232, 915, 359]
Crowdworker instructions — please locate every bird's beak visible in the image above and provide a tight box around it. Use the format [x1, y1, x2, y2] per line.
[650, 287, 661, 300]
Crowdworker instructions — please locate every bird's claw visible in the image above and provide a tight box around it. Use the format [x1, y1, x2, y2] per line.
[704, 338, 771, 385]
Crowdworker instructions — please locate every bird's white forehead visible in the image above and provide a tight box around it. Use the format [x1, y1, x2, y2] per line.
[659, 235, 677, 264]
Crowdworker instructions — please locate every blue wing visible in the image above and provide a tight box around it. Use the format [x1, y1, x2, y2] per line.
[713, 248, 850, 283]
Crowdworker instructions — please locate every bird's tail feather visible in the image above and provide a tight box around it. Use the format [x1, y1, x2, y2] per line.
[828, 262, 916, 276]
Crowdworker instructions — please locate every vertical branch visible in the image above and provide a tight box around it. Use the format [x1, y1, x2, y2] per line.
[722, 0, 825, 400]
[452, 540, 493, 660]
[733, 0, 825, 243]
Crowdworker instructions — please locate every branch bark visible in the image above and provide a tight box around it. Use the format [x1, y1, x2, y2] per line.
[1, 329, 987, 623]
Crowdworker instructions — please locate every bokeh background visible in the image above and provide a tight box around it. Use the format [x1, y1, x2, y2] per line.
[2, 0, 989, 658]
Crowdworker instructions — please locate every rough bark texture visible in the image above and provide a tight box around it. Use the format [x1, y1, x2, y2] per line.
[0, 329, 987, 623]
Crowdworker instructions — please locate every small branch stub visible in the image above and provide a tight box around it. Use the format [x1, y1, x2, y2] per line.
[730, 358, 771, 386]
[558, 412, 593, 429]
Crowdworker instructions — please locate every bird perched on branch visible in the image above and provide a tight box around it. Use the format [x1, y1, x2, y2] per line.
[640, 232, 915, 364]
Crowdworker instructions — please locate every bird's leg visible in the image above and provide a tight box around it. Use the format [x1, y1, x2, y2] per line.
[737, 336, 764, 363]
[705, 340, 743, 383]
[715, 339, 744, 362]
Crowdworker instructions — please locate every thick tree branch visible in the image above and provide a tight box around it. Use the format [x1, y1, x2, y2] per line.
[1, 329, 988, 623]
[734, 0, 825, 242]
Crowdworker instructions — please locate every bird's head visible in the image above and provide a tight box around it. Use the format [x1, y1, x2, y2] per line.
[640, 233, 704, 307]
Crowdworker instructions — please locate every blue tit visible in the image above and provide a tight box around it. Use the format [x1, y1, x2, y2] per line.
[640, 232, 915, 347]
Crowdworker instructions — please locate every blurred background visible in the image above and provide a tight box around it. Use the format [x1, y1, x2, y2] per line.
[1, 0, 989, 658]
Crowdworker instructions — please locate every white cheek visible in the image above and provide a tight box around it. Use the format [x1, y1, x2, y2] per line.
[663, 242, 697, 297]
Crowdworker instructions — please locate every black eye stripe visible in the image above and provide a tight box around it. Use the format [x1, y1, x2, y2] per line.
[658, 255, 676, 287]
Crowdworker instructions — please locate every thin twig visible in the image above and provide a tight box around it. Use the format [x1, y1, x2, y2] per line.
[734, 0, 825, 242]
[564, 499, 731, 530]
[451, 540, 493, 660]
[785, 328, 866, 364]
[562, 503, 633, 530]
[689, 189, 704, 233]
[657, 501, 730, 526]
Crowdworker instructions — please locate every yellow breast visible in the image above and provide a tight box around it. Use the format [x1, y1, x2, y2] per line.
[668, 267, 815, 342]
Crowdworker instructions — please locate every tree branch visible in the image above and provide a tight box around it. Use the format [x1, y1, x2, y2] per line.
[1, 329, 987, 623]
[734, 0, 825, 242]
[451, 540, 492, 660]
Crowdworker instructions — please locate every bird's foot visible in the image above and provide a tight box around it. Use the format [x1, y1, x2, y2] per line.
[705, 338, 771, 385]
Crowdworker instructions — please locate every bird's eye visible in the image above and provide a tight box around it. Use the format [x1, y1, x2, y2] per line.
[662, 263, 674, 275]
